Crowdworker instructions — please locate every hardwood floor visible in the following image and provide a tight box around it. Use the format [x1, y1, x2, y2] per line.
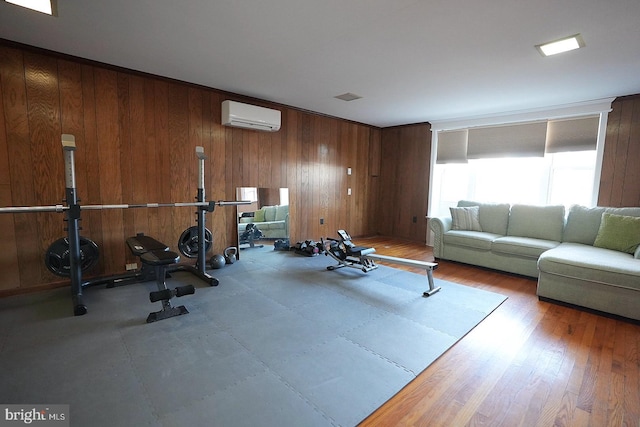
[355, 236, 640, 427]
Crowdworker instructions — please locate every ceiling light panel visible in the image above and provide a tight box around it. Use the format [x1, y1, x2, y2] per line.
[5, 0, 56, 15]
[536, 34, 584, 56]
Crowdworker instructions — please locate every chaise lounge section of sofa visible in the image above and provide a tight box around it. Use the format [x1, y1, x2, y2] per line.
[430, 201, 640, 321]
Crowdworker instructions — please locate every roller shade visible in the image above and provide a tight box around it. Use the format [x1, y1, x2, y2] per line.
[436, 129, 468, 163]
[467, 121, 547, 159]
[546, 115, 599, 153]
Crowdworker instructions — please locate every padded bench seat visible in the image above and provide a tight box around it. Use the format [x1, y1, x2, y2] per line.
[126, 234, 169, 257]
[140, 250, 180, 267]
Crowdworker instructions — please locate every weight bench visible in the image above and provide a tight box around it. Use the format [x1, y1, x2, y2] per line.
[92, 233, 170, 288]
[324, 230, 441, 296]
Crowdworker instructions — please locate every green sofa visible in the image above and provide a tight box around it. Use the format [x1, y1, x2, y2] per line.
[238, 205, 289, 239]
[430, 201, 640, 320]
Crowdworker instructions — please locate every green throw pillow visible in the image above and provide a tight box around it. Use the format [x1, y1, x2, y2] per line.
[449, 206, 482, 231]
[253, 208, 265, 222]
[593, 212, 640, 254]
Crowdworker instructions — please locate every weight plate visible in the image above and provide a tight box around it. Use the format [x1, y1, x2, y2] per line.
[45, 236, 100, 277]
[177, 226, 212, 258]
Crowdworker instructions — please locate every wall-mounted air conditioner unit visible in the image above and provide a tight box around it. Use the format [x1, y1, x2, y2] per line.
[221, 100, 281, 132]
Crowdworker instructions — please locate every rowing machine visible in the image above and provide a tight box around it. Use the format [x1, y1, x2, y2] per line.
[322, 230, 441, 296]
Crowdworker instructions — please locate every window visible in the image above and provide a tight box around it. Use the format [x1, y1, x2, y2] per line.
[430, 150, 598, 218]
[427, 99, 615, 224]
[239, 187, 258, 202]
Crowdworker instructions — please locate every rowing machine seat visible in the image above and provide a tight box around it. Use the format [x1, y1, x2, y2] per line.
[337, 229, 376, 257]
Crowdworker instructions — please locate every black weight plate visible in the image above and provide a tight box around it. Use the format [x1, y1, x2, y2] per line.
[45, 236, 100, 277]
[177, 226, 212, 258]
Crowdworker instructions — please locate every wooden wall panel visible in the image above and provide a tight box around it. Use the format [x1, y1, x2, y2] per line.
[128, 75, 150, 238]
[153, 80, 172, 250]
[1, 47, 42, 287]
[208, 92, 229, 255]
[599, 95, 640, 207]
[0, 47, 20, 289]
[143, 79, 159, 240]
[78, 65, 104, 273]
[117, 73, 135, 248]
[377, 123, 431, 242]
[24, 53, 63, 284]
[95, 68, 126, 273]
[376, 128, 399, 237]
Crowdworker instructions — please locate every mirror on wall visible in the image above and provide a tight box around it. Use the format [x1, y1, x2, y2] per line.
[236, 187, 289, 251]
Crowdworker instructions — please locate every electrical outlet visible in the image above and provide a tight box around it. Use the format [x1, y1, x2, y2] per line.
[320, 218, 324, 225]
[413, 216, 417, 223]
[347, 188, 352, 196]
[125, 263, 137, 271]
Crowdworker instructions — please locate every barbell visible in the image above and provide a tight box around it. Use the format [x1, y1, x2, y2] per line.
[0, 200, 247, 214]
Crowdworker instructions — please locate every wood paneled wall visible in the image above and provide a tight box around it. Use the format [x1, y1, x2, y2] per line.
[377, 123, 432, 241]
[599, 94, 640, 207]
[0, 43, 381, 292]
[1, 40, 638, 294]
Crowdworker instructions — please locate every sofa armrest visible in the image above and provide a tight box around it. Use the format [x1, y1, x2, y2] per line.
[430, 216, 452, 258]
[635, 245, 640, 259]
[285, 213, 290, 237]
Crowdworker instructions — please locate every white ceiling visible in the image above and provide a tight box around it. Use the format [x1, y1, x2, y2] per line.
[1, 0, 639, 127]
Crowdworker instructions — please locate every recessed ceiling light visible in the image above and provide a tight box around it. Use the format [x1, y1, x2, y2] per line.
[334, 93, 362, 102]
[536, 34, 584, 56]
[4, 0, 56, 15]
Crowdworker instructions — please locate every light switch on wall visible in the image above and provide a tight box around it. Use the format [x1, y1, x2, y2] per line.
[347, 167, 352, 175]
[347, 188, 352, 196]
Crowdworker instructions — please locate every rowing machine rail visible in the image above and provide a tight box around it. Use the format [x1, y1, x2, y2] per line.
[323, 230, 440, 296]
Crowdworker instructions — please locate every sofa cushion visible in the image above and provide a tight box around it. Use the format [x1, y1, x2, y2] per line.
[263, 206, 277, 222]
[257, 221, 285, 231]
[538, 243, 640, 291]
[563, 205, 606, 245]
[564, 205, 640, 245]
[593, 213, 640, 254]
[450, 206, 482, 231]
[443, 230, 502, 250]
[457, 200, 510, 235]
[275, 205, 288, 221]
[507, 204, 565, 241]
[492, 236, 560, 259]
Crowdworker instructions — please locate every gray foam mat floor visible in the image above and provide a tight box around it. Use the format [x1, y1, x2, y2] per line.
[0, 246, 506, 427]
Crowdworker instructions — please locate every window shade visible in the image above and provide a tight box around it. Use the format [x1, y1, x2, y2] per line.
[436, 129, 468, 163]
[545, 115, 599, 153]
[467, 121, 547, 159]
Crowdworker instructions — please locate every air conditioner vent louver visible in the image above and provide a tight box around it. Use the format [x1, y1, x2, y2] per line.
[221, 100, 281, 132]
